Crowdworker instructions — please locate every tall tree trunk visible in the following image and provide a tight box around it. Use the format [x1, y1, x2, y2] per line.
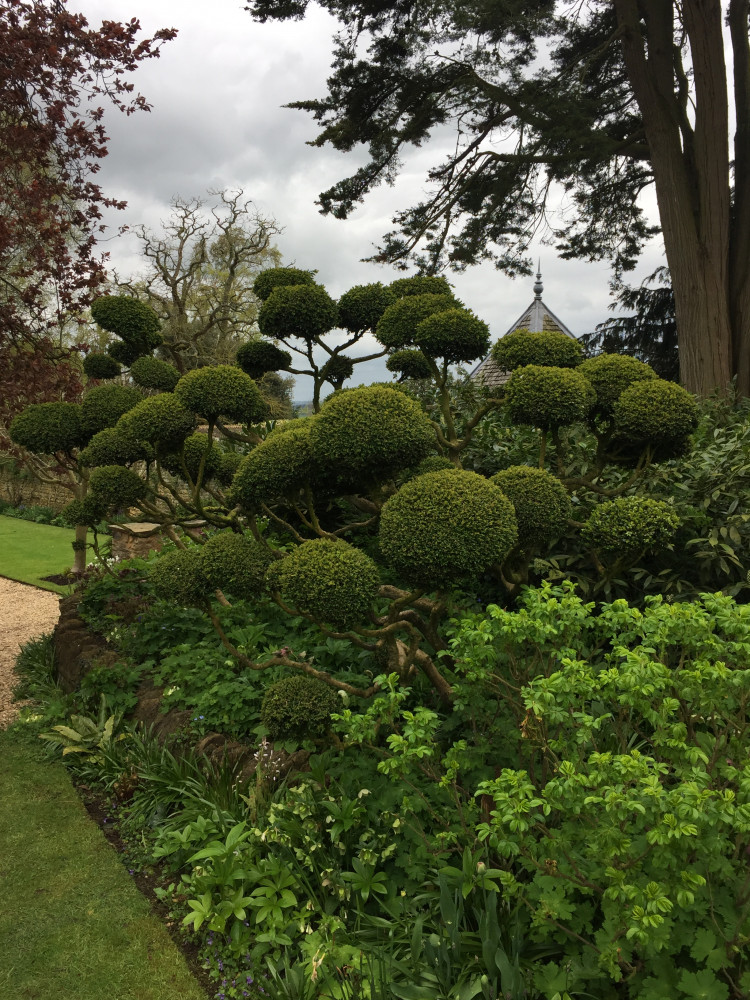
[729, 0, 750, 395]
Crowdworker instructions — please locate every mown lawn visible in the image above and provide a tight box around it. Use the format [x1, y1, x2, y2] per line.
[0, 515, 76, 592]
[0, 729, 206, 1000]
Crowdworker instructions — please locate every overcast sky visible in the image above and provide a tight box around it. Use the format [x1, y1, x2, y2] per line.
[73, 0, 666, 399]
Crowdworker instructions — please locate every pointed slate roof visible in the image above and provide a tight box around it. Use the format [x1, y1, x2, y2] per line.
[471, 269, 577, 388]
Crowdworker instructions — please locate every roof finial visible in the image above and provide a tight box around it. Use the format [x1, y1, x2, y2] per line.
[533, 261, 543, 299]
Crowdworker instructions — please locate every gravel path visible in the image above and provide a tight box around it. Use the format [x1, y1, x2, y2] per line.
[0, 577, 60, 727]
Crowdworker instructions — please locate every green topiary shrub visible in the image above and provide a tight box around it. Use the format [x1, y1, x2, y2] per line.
[505, 365, 595, 429]
[260, 675, 340, 741]
[130, 356, 181, 392]
[270, 538, 380, 630]
[414, 308, 490, 363]
[491, 466, 571, 547]
[253, 267, 316, 302]
[258, 284, 338, 343]
[80, 384, 143, 439]
[390, 275, 453, 298]
[160, 433, 224, 483]
[9, 402, 84, 455]
[79, 427, 151, 468]
[91, 295, 162, 360]
[174, 365, 267, 424]
[379, 469, 518, 586]
[88, 465, 147, 509]
[83, 353, 121, 380]
[61, 495, 107, 529]
[413, 455, 456, 475]
[321, 354, 354, 385]
[197, 531, 272, 601]
[106, 339, 145, 367]
[386, 349, 433, 380]
[581, 496, 680, 555]
[230, 421, 318, 509]
[337, 283, 397, 333]
[216, 450, 243, 486]
[375, 294, 456, 350]
[117, 394, 195, 449]
[578, 354, 658, 417]
[492, 328, 583, 371]
[149, 548, 207, 606]
[613, 379, 699, 453]
[309, 385, 435, 483]
[235, 340, 292, 380]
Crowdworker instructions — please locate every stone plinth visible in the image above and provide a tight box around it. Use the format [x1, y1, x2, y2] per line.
[109, 521, 164, 561]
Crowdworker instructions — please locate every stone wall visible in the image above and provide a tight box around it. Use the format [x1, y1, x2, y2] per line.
[0, 467, 72, 511]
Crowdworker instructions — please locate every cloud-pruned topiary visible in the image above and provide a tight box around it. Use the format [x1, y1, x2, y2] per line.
[321, 354, 355, 386]
[578, 354, 658, 417]
[149, 548, 207, 607]
[130, 356, 181, 392]
[235, 340, 292, 380]
[88, 464, 147, 510]
[413, 455, 456, 475]
[261, 675, 340, 741]
[117, 394, 195, 449]
[79, 427, 151, 468]
[253, 267, 316, 302]
[505, 365, 595, 429]
[174, 365, 266, 424]
[581, 496, 680, 555]
[375, 294, 456, 350]
[91, 295, 162, 362]
[379, 469, 518, 586]
[386, 349, 433, 380]
[491, 465, 571, 548]
[390, 275, 453, 298]
[338, 282, 397, 333]
[492, 328, 583, 371]
[258, 284, 338, 343]
[83, 353, 121, 380]
[198, 531, 272, 601]
[414, 308, 491, 364]
[61, 495, 106, 529]
[230, 421, 318, 509]
[309, 385, 435, 483]
[160, 433, 225, 483]
[613, 380, 699, 453]
[80, 384, 143, 439]
[10, 402, 84, 455]
[270, 538, 380, 630]
[216, 450, 243, 486]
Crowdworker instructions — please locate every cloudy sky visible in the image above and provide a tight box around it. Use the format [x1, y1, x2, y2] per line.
[73, 0, 666, 399]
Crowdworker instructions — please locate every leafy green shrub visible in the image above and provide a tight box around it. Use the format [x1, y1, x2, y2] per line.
[253, 266, 316, 301]
[258, 284, 338, 342]
[149, 548, 207, 606]
[91, 295, 162, 364]
[117, 394, 195, 449]
[198, 532, 272, 601]
[337, 282, 396, 333]
[412, 455, 456, 475]
[390, 275, 453, 298]
[613, 379, 699, 453]
[62, 495, 107, 528]
[581, 496, 680, 555]
[375, 293, 456, 349]
[413, 308, 490, 363]
[270, 538, 380, 630]
[130, 356, 181, 392]
[386, 349, 433, 380]
[505, 365, 595, 429]
[174, 365, 266, 424]
[491, 465, 571, 547]
[83, 353, 121, 380]
[379, 469, 518, 585]
[88, 464, 148, 510]
[492, 328, 583, 370]
[230, 421, 317, 509]
[80, 384, 143, 438]
[216, 450, 242, 486]
[79, 427, 150, 468]
[159, 433, 224, 483]
[261, 675, 340, 741]
[321, 354, 354, 385]
[578, 353, 657, 416]
[10, 402, 84, 454]
[235, 340, 292, 379]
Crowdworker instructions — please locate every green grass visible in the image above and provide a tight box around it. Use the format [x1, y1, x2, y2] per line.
[0, 728, 207, 1000]
[0, 514, 77, 592]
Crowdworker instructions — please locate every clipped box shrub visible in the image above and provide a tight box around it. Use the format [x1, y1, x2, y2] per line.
[174, 365, 267, 424]
[414, 308, 490, 363]
[149, 548, 207, 606]
[88, 464, 148, 509]
[61, 495, 107, 529]
[91, 295, 162, 362]
[321, 354, 355, 385]
[198, 531, 272, 601]
[613, 379, 699, 451]
[130, 356, 181, 392]
[390, 275, 453, 298]
[260, 675, 340, 741]
[491, 465, 571, 548]
[386, 349, 433, 380]
[79, 427, 151, 468]
[80, 384, 143, 439]
[492, 328, 583, 371]
[230, 421, 318, 509]
[235, 340, 292, 380]
[253, 266, 316, 301]
[160, 433, 224, 483]
[337, 282, 396, 333]
[379, 469, 518, 586]
[375, 293, 456, 349]
[117, 394, 195, 449]
[578, 354, 657, 417]
[10, 402, 84, 455]
[505, 365, 595, 429]
[581, 496, 680, 555]
[258, 284, 338, 343]
[83, 353, 121, 380]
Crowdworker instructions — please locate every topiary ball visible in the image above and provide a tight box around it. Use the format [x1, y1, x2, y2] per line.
[386, 349, 433, 381]
[390, 275, 453, 298]
[197, 531, 272, 601]
[106, 339, 145, 367]
[613, 380, 699, 452]
[230, 421, 318, 509]
[216, 450, 243, 487]
[492, 328, 583, 371]
[338, 283, 397, 333]
[379, 469, 518, 586]
[130, 356, 181, 392]
[578, 354, 658, 417]
[253, 267, 316, 302]
[375, 294, 457, 350]
[270, 538, 380, 630]
[150, 548, 208, 606]
[91, 295, 162, 345]
[414, 308, 491, 364]
[117, 394, 195, 449]
[309, 385, 435, 483]
[258, 284, 338, 343]
[83, 353, 121, 380]
[260, 675, 340, 742]
[235, 340, 292, 380]
[88, 465, 147, 509]
[505, 365, 595, 430]
[80, 384, 143, 439]
[61, 495, 107, 529]
[321, 354, 355, 386]
[160, 433, 225, 484]
[174, 365, 266, 425]
[413, 455, 456, 475]
[581, 496, 680, 555]
[491, 466, 571, 548]
[10, 402, 84, 455]
[79, 427, 151, 468]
